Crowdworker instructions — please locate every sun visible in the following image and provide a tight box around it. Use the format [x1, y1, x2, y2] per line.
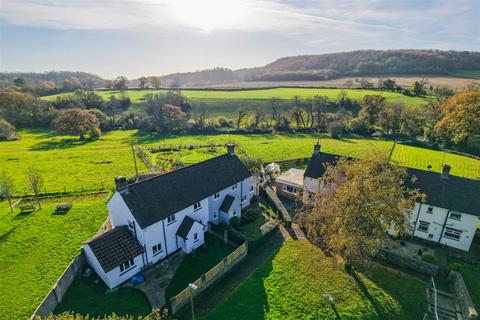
[172, 0, 246, 33]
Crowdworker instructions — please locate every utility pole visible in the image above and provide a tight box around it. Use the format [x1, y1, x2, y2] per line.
[388, 140, 397, 161]
[131, 145, 139, 181]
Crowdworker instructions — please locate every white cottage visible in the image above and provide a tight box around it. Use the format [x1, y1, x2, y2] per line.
[303, 143, 480, 252]
[83, 144, 257, 288]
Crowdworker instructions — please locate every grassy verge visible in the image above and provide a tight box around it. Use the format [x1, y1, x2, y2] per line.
[166, 234, 236, 299]
[235, 214, 268, 241]
[54, 275, 151, 317]
[0, 196, 108, 319]
[202, 239, 427, 320]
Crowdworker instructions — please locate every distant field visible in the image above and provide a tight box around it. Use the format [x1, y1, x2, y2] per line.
[0, 129, 147, 195]
[140, 133, 480, 179]
[43, 88, 430, 119]
[202, 239, 427, 320]
[0, 194, 108, 320]
[449, 70, 480, 80]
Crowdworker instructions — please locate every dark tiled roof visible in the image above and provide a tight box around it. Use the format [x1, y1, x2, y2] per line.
[85, 226, 144, 273]
[406, 168, 480, 216]
[120, 154, 251, 228]
[176, 216, 196, 239]
[304, 152, 340, 179]
[219, 195, 235, 212]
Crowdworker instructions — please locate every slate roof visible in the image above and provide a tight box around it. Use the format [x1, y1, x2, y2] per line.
[219, 194, 235, 212]
[176, 216, 196, 239]
[119, 153, 251, 228]
[304, 152, 340, 179]
[85, 226, 144, 273]
[406, 168, 480, 216]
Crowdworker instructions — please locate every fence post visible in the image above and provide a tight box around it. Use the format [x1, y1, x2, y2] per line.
[223, 230, 228, 244]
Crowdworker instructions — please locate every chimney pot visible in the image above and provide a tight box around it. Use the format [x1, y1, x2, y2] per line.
[314, 143, 320, 155]
[226, 144, 235, 155]
[114, 176, 128, 191]
[441, 164, 451, 179]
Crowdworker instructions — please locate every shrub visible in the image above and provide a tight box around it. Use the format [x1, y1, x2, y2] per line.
[421, 253, 437, 264]
[0, 118, 17, 141]
[447, 262, 463, 272]
[230, 217, 241, 228]
[328, 121, 344, 138]
[242, 207, 261, 224]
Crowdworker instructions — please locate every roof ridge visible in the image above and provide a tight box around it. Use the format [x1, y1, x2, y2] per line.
[127, 153, 235, 188]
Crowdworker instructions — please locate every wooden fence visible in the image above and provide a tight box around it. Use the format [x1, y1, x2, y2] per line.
[170, 242, 248, 315]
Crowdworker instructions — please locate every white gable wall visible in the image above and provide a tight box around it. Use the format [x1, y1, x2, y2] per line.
[107, 192, 145, 246]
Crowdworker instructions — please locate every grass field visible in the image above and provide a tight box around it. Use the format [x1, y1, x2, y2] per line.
[202, 239, 427, 320]
[449, 70, 480, 80]
[0, 194, 109, 319]
[0, 129, 147, 195]
[43, 88, 430, 119]
[139, 133, 480, 179]
[448, 257, 480, 310]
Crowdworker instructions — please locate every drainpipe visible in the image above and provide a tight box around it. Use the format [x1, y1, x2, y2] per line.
[162, 219, 169, 255]
[413, 203, 422, 236]
[438, 210, 450, 244]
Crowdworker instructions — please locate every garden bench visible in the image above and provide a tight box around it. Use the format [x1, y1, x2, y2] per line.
[19, 205, 35, 213]
[56, 203, 72, 213]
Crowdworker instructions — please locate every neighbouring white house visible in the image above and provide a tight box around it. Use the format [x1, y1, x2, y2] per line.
[83, 144, 257, 288]
[303, 143, 480, 252]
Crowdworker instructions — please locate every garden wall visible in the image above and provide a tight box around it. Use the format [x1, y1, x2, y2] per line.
[378, 247, 439, 276]
[31, 252, 86, 319]
[448, 271, 479, 320]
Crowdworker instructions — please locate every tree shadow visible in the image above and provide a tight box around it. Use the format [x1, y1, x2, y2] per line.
[350, 268, 386, 319]
[29, 138, 92, 151]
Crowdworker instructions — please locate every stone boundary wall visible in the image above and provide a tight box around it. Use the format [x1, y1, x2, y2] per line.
[31, 252, 86, 319]
[31, 217, 111, 319]
[448, 271, 479, 320]
[378, 247, 439, 276]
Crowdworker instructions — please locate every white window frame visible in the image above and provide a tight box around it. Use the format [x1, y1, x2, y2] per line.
[193, 232, 198, 242]
[232, 183, 238, 190]
[214, 192, 220, 199]
[241, 195, 247, 203]
[193, 201, 202, 211]
[443, 227, 462, 241]
[119, 258, 135, 273]
[250, 185, 254, 192]
[167, 214, 176, 224]
[449, 212, 462, 221]
[213, 210, 218, 219]
[283, 184, 297, 194]
[427, 206, 433, 214]
[152, 244, 162, 256]
[417, 221, 430, 233]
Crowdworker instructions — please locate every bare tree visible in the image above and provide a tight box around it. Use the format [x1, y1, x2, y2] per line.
[253, 108, 266, 128]
[236, 108, 248, 129]
[26, 167, 43, 209]
[194, 106, 207, 128]
[0, 171, 14, 212]
[150, 76, 162, 90]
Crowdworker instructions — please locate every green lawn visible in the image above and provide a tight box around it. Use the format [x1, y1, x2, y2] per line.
[0, 195, 109, 319]
[448, 257, 480, 310]
[236, 213, 268, 241]
[166, 234, 236, 299]
[202, 239, 427, 320]
[449, 70, 480, 79]
[54, 275, 151, 317]
[0, 129, 147, 195]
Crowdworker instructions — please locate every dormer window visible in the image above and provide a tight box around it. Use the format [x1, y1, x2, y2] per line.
[167, 214, 176, 224]
[194, 202, 202, 211]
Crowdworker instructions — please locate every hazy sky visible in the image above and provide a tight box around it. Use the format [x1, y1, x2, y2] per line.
[1, 0, 479, 78]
